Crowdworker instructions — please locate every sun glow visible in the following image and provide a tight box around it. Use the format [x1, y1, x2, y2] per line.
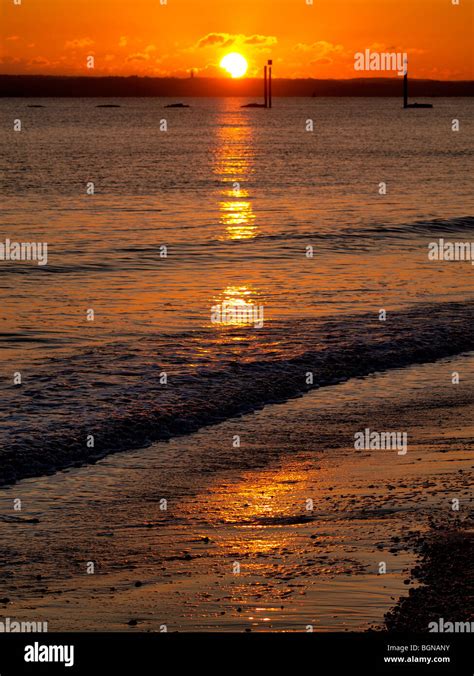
[220, 53, 248, 78]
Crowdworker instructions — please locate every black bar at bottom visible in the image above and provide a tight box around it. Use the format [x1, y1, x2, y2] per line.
[0, 632, 471, 675]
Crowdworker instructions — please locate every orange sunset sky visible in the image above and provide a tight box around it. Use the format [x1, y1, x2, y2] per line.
[0, 0, 472, 80]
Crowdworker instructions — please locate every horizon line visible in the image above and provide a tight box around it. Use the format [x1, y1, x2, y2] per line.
[1, 74, 473, 84]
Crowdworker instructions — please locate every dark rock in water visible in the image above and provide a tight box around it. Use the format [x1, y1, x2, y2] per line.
[27, 105, 45, 108]
[127, 619, 138, 626]
[164, 103, 190, 108]
[404, 103, 433, 109]
[241, 103, 266, 108]
[96, 104, 121, 108]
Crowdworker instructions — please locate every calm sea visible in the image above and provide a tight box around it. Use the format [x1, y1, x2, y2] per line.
[0, 97, 473, 482]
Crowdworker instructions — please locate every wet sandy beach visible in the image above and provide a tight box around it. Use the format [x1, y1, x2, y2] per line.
[0, 354, 472, 632]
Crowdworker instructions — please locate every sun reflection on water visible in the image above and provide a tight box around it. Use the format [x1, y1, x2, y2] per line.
[219, 200, 257, 240]
[213, 108, 258, 241]
[210, 285, 264, 328]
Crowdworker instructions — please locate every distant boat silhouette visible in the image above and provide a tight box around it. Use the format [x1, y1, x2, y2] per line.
[403, 70, 433, 109]
[96, 104, 121, 108]
[241, 103, 266, 108]
[165, 103, 190, 108]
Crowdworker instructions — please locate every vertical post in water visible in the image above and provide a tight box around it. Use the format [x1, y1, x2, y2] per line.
[403, 57, 408, 108]
[268, 59, 273, 109]
[264, 65, 268, 108]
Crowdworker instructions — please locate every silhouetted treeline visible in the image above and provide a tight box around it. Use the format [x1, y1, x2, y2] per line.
[1, 75, 472, 97]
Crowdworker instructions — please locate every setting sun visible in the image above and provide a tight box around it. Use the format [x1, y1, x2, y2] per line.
[220, 53, 248, 79]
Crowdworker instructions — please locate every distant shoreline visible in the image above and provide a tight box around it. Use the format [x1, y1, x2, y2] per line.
[1, 75, 473, 97]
